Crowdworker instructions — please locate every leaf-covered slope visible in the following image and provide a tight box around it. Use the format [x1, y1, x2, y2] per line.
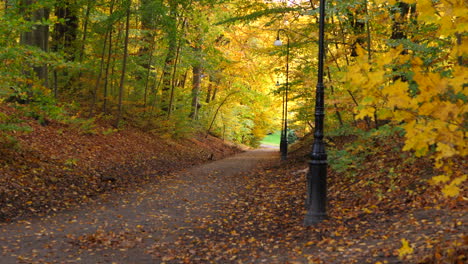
[0, 104, 241, 222]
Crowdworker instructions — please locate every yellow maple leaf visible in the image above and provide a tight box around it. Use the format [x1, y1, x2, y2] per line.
[418, 0, 437, 23]
[431, 174, 450, 185]
[373, 0, 393, 5]
[398, 238, 414, 258]
[442, 183, 460, 197]
[452, 175, 467, 186]
[436, 142, 458, 159]
[442, 175, 467, 197]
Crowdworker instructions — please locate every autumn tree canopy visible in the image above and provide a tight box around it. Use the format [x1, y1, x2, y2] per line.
[0, 0, 466, 194]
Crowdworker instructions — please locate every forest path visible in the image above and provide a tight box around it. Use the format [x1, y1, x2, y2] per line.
[0, 148, 279, 263]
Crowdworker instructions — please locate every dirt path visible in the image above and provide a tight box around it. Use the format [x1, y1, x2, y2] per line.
[0, 148, 279, 264]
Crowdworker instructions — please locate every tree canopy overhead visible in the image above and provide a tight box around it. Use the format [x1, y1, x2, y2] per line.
[0, 0, 466, 193]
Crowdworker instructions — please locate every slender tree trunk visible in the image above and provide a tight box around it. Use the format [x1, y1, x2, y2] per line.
[20, 0, 49, 88]
[179, 70, 189, 89]
[167, 34, 184, 118]
[150, 70, 164, 112]
[53, 71, 58, 98]
[336, 18, 350, 66]
[189, 65, 202, 120]
[160, 1, 178, 113]
[110, 21, 123, 102]
[53, 0, 78, 60]
[327, 68, 343, 127]
[456, 33, 465, 66]
[102, 0, 115, 114]
[211, 87, 218, 102]
[51, 0, 78, 97]
[79, 0, 92, 62]
[115, 2, 130, 127]
[364, 0, 372, 61]
[207, 92, 238, 136]
[143, 36, 156, 109]
[89, 30, 109, 116]
[205, 81, 212, 104]
[102, 31, 113, 113]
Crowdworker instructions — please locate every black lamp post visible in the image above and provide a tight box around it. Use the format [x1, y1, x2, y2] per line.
[276, 79, 285, 156]
[305, 0, 327, 226]
[274, 29, 289, 161]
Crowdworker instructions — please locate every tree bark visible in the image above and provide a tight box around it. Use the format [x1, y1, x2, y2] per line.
[20, 0, 49, 88]
[115, 1, 131, 127]
[167, 30, 185, 118]
[52, 0, 78, 60]
[89, 30, 109, 116]
[189, 65, 202, 120]
[78, 0, 92, 62]
[143, 36, 156, 109]
[102, 0, 117, 113]
[160, 1, 178, 113]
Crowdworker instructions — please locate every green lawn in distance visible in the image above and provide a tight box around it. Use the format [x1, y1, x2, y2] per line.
[261, 131, 281, 146]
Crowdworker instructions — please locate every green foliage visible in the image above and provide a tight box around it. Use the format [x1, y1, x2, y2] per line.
[287, 129, 298, 144]
[328, 125, 403, 176]
[67, 117, 98, 135]
[102, 128, 118, 136]
[0, 112, 32, 149]
[328, 149, 363, 175]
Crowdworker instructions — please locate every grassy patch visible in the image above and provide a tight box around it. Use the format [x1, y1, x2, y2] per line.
[261, 131, 281, 146]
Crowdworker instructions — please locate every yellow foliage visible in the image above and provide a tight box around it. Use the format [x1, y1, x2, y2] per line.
[441, 175, 466, 197]
[431, 175, 451, 185]
[442, 184, 460, 197]
[340, 0, 467, 197]
[417, 0, 438, 24]
[374, 0, 396, 5]
[398, 238, 414, 258]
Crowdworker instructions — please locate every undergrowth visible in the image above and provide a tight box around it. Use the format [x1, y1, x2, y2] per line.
[327, 124, 406, 177]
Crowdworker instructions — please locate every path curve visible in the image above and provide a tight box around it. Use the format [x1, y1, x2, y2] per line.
[0, 148, 278, 263]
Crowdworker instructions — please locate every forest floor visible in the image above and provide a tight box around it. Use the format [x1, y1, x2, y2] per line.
[0, 105, 466, 263]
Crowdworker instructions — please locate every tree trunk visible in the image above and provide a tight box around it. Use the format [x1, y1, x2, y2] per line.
[110, 21, 124, 103]
[143, 37, 156, 109]
[160, 1, 178, 113]
[327, 68, 344, 127]
[20, 0, 49, 88]
[78, 0, 92, 62]
[89, 30, 109, 117]
[207, 92, 238, 136]
[348, 5, 366, 57]
[190, 65, 202, 120]
[205, 81, 213, 104]
[167, 32, 184, 118]
[211, 87, 218, 102]
[115, 1, 131, 127]
[103, 0, 116, 114]
[52, 0, 78, 60]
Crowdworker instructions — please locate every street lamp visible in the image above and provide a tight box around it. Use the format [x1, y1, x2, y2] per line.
[274, 29, 289, 161]
[276, 79, 285, 156]
[304, 0, 328, 225]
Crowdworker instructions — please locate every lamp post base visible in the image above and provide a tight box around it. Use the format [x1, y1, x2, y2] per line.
[304, 159, 327, 226]
[304, 212, 327, 225]
[280, 138, 288, 160]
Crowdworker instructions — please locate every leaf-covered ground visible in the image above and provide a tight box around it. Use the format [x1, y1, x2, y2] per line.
[0, 106, 466, 263]
[0, 104, 241, 222]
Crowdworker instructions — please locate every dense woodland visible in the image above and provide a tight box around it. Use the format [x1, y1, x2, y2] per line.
[0, 0, 466, 262]
[1, 0, 465, 194]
